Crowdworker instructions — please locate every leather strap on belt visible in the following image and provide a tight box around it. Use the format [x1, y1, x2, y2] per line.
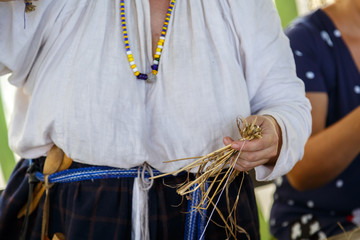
[18, 145, 72, 240]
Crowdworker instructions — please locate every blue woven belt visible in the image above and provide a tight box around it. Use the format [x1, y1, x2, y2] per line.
[184, 183, 208, 240]
[33, 161, 206, 240]
[35, 166, 162, 183]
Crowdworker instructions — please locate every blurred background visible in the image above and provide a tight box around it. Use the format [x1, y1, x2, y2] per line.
[0, 0, 334, 239]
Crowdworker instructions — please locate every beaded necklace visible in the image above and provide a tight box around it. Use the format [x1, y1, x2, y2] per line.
[120, 0, 176, 83]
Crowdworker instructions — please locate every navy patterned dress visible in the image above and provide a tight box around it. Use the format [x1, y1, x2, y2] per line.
[270, 9, 360, 240]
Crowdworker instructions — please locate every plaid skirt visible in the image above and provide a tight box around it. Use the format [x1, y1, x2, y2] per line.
[0, 158, 260, 240]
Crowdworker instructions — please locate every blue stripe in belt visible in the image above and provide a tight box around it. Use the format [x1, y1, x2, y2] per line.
[35, 166, 162, 183]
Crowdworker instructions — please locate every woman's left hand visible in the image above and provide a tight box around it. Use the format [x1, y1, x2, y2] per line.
[223, 115, 282, 172]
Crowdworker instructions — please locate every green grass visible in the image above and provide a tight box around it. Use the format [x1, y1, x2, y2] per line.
[0, 89, 15, 182]
[275, 0, 298, 28]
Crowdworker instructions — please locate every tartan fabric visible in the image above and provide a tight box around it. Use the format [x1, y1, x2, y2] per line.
[0, 158, 260, 240]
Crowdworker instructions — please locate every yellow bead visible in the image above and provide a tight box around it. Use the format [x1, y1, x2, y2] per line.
[119, 0, 176, 79]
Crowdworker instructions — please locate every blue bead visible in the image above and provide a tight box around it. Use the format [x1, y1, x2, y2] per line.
[151, 65, 158, 70]
[137, 74, 148, 80]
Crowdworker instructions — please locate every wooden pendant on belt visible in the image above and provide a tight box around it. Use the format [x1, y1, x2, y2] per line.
[17, 145, 72, 240]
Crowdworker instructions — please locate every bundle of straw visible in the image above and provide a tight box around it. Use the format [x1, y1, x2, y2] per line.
[151, 116, 262, 239]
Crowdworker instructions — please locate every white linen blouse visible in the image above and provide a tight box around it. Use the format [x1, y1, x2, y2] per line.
[0, 0, 311, 181]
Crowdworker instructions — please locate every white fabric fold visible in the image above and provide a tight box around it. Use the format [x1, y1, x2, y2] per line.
[131, 163, 153, 240]
[132, 177, 150, 240]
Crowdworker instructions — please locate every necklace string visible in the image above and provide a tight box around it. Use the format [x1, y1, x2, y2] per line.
[120, 0, 176, 83]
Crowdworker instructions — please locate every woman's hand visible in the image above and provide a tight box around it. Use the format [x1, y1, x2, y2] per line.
[223, 115, 282, 172]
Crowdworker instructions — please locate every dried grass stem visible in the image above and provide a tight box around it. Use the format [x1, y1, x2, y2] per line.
[150, 116, 262, 239]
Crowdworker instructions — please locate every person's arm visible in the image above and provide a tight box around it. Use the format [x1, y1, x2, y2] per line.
[220, 0, 312, 181]
[0, 1, 49, 81]
[287, 93, 360, 191]
[224, 0, 312, 181]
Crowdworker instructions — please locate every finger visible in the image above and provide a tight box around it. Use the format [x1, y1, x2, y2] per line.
[223, 136, 235, 145]
[230, 137, 268, 152]
[233, 158, 269, 172]
[230, 144, 277, 170]
[233, 132, 277, 152]
[230, 138, 258, 151]
[238, 144, 278, 161]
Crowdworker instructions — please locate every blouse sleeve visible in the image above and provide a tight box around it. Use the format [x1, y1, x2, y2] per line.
[0, 2, 42, 85]
[240, 0, 312, 181]
[0, 1, 71, 87]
